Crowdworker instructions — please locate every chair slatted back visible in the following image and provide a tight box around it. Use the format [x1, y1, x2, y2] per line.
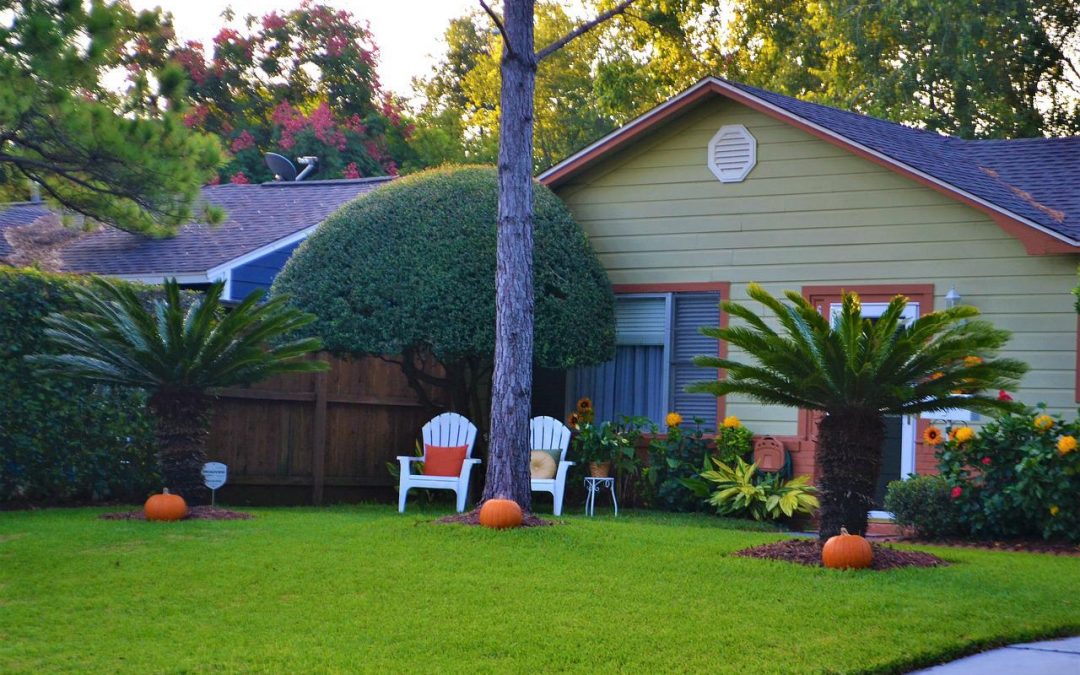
[529, 416, 572, 463]
[421, 412, 478, 458]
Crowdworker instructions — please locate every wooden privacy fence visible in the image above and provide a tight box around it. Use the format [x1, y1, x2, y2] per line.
[207, 353, 445, 504]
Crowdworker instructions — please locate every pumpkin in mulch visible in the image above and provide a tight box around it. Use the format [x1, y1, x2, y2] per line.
[144, 489, 188, 521]
[822, 527, 873, 569]
[734, 538, 946, 571]
[478, 498, 524, 529]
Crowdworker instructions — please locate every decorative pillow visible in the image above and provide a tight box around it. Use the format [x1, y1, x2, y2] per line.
[424, 444, 468, 476]
[530, 449, 561, 479]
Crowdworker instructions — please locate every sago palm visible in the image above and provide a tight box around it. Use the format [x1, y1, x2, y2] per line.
[30, 278, 326, 503]
[690, 283, 1027, 539]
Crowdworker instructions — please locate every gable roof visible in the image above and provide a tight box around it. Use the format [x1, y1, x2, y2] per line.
[56, 176, 393, 278]
[539, 77, 1080, 254]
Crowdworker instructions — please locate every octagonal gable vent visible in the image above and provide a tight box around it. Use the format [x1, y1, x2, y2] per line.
[707, 124, 756, 183]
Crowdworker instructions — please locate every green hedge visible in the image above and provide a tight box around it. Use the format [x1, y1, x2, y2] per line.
[0, 267, 158, 504]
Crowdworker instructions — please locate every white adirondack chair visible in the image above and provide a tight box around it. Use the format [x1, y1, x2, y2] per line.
[530, 416, 574, 516]
[398, 412, 480, 513]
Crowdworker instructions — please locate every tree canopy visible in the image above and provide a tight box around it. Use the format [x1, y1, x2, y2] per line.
[271, 165, 615, 420]
[125, 2, 412, 183]
[0, 0, 223, 236]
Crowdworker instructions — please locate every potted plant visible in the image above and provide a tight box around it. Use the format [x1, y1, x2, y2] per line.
[573, 420, 635, 478]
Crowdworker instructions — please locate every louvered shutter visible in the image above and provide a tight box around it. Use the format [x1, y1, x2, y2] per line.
[671, 292, 721, 428]
[615, 296, 667, 345]
[707, 125, 757, 183]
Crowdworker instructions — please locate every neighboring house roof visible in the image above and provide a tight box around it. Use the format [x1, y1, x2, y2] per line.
[56, 176, 393, 279]
[539, 77, 1080, 254]
[0, 202, 52, 259]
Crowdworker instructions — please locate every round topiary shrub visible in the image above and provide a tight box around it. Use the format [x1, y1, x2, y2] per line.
[272, 165, 615, 420]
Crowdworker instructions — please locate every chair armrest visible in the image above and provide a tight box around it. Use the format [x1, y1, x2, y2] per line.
[459, 457, 481, 481]
[555, 460, 574, 482]
[397, 455, 423, 477]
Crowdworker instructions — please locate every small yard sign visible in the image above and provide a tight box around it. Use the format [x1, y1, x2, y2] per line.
[203, 462, 227, 506]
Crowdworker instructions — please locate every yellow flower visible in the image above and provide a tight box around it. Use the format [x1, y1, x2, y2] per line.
[929, 371, 945, 381]
[923, 426, 944, 446]
[963, 355, 983, 367]
[1034, 415, 1055, 432]
[665, 412, 683, 428]
[954, 427, 975, 444]
[576, 397, 593, 412]
[1057, 435, 1077, 455]
[722, 415, 741, 429]
[1050, 505, 1060, 517]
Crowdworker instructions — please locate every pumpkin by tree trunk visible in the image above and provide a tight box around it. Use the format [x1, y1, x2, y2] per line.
[816, 409, 885, 539]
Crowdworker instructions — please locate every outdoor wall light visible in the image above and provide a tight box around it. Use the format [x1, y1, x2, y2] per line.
[944, 286, 962, 309]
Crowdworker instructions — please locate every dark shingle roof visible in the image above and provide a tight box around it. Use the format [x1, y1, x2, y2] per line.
[725, 80, 1080, 242]
[58, 176, 392, 276]
[0, 202, 52, 258]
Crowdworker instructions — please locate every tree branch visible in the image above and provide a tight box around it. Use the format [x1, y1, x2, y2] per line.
[478, 0, 514, 58]
[536, 0, 638, 62]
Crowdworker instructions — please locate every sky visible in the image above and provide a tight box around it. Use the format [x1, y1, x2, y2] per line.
[127, 0, 487, 99]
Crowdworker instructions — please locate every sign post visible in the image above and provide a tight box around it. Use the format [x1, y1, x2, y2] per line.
[202, 462, 227, 507]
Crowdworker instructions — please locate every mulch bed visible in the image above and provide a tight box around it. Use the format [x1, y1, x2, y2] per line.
[734, 538, 947, 570]
[99, 506, 253, 521]
[435, 510, 555, 527]
[901, 538, 1080, 556]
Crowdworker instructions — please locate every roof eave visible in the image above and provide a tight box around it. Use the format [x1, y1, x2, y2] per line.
[539, 77, 1080, 254]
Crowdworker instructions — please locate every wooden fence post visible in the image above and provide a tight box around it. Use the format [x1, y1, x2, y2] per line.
[311, 361, 329, 505]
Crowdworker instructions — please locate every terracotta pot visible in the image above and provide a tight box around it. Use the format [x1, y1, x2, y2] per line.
[589, 461, 611, 478]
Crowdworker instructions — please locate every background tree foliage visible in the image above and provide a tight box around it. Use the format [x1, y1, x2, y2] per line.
[408, 0, 1080, 174]
[727, 0, 1080, 138]
[126, 2, 413, 183]
[272, 165, 615, 433]
[0, 0, 223, 236]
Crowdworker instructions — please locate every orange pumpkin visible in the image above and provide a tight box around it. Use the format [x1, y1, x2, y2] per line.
[479, 498, 523, 529]
[822, 527, 873, 569]
[144, 489, 188, 522]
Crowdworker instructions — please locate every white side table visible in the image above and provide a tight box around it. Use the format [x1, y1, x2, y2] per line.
[583, 476, 618, 516]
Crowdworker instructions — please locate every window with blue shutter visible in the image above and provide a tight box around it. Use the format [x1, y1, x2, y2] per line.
[568, 290, 721, 430]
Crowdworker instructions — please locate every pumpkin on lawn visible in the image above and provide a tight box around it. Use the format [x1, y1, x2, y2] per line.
[822, 527, 872, 569]
[479, 498, 523, 529]
[144, 489, 188, 522]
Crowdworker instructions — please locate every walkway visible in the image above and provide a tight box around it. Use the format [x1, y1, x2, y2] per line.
[912, 636, 1080, 674]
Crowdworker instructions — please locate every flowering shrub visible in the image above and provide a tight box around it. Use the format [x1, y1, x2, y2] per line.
[642, 415, 715, 512]
[935, 405, 1080, 542]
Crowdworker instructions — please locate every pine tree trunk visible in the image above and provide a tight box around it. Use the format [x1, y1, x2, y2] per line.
[815, 408, 885, 540]
[150, 390, 212, 506]
[483, 0, 537, 510]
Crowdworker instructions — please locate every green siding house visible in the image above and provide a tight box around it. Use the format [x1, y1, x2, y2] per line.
[540, 77, 1080, 511]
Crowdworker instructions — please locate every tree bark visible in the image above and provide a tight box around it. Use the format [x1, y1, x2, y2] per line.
[149, 390, 212, 505]
[815, 408, 885, 540]
[483, 0, 538, 510]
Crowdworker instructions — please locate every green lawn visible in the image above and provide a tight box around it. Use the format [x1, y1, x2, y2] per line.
[1, 506, 1077, 674]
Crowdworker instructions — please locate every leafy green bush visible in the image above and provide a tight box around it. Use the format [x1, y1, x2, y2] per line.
[701, 456, 819, 521]
[883, 475, 963, 539]
[932, 405, 1080, 542]
[0, 268, 158, 504]
[642, 418, 714, 512]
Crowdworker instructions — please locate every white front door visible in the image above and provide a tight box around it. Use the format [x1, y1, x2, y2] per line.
[828, 302, 919, 519]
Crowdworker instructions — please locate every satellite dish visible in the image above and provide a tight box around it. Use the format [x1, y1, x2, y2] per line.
[264, 153, 297, 181]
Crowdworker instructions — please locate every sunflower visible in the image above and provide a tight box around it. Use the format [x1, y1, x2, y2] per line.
[665, 412, 683, 428]
[1050, 505, 1060, 517]
[566, 412, 580, 430]
[1034, 414, 1055, 432]
[722, 415, 741, 429]
[923, 426, 944, 446]
[576, 397, 593, 412]
[963, 355, 983, 367]
[1057, 435, 1077, 455]
[954, 426, 975, 444]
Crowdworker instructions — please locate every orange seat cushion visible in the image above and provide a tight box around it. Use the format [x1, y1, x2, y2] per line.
[423, 444, 469, 476]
